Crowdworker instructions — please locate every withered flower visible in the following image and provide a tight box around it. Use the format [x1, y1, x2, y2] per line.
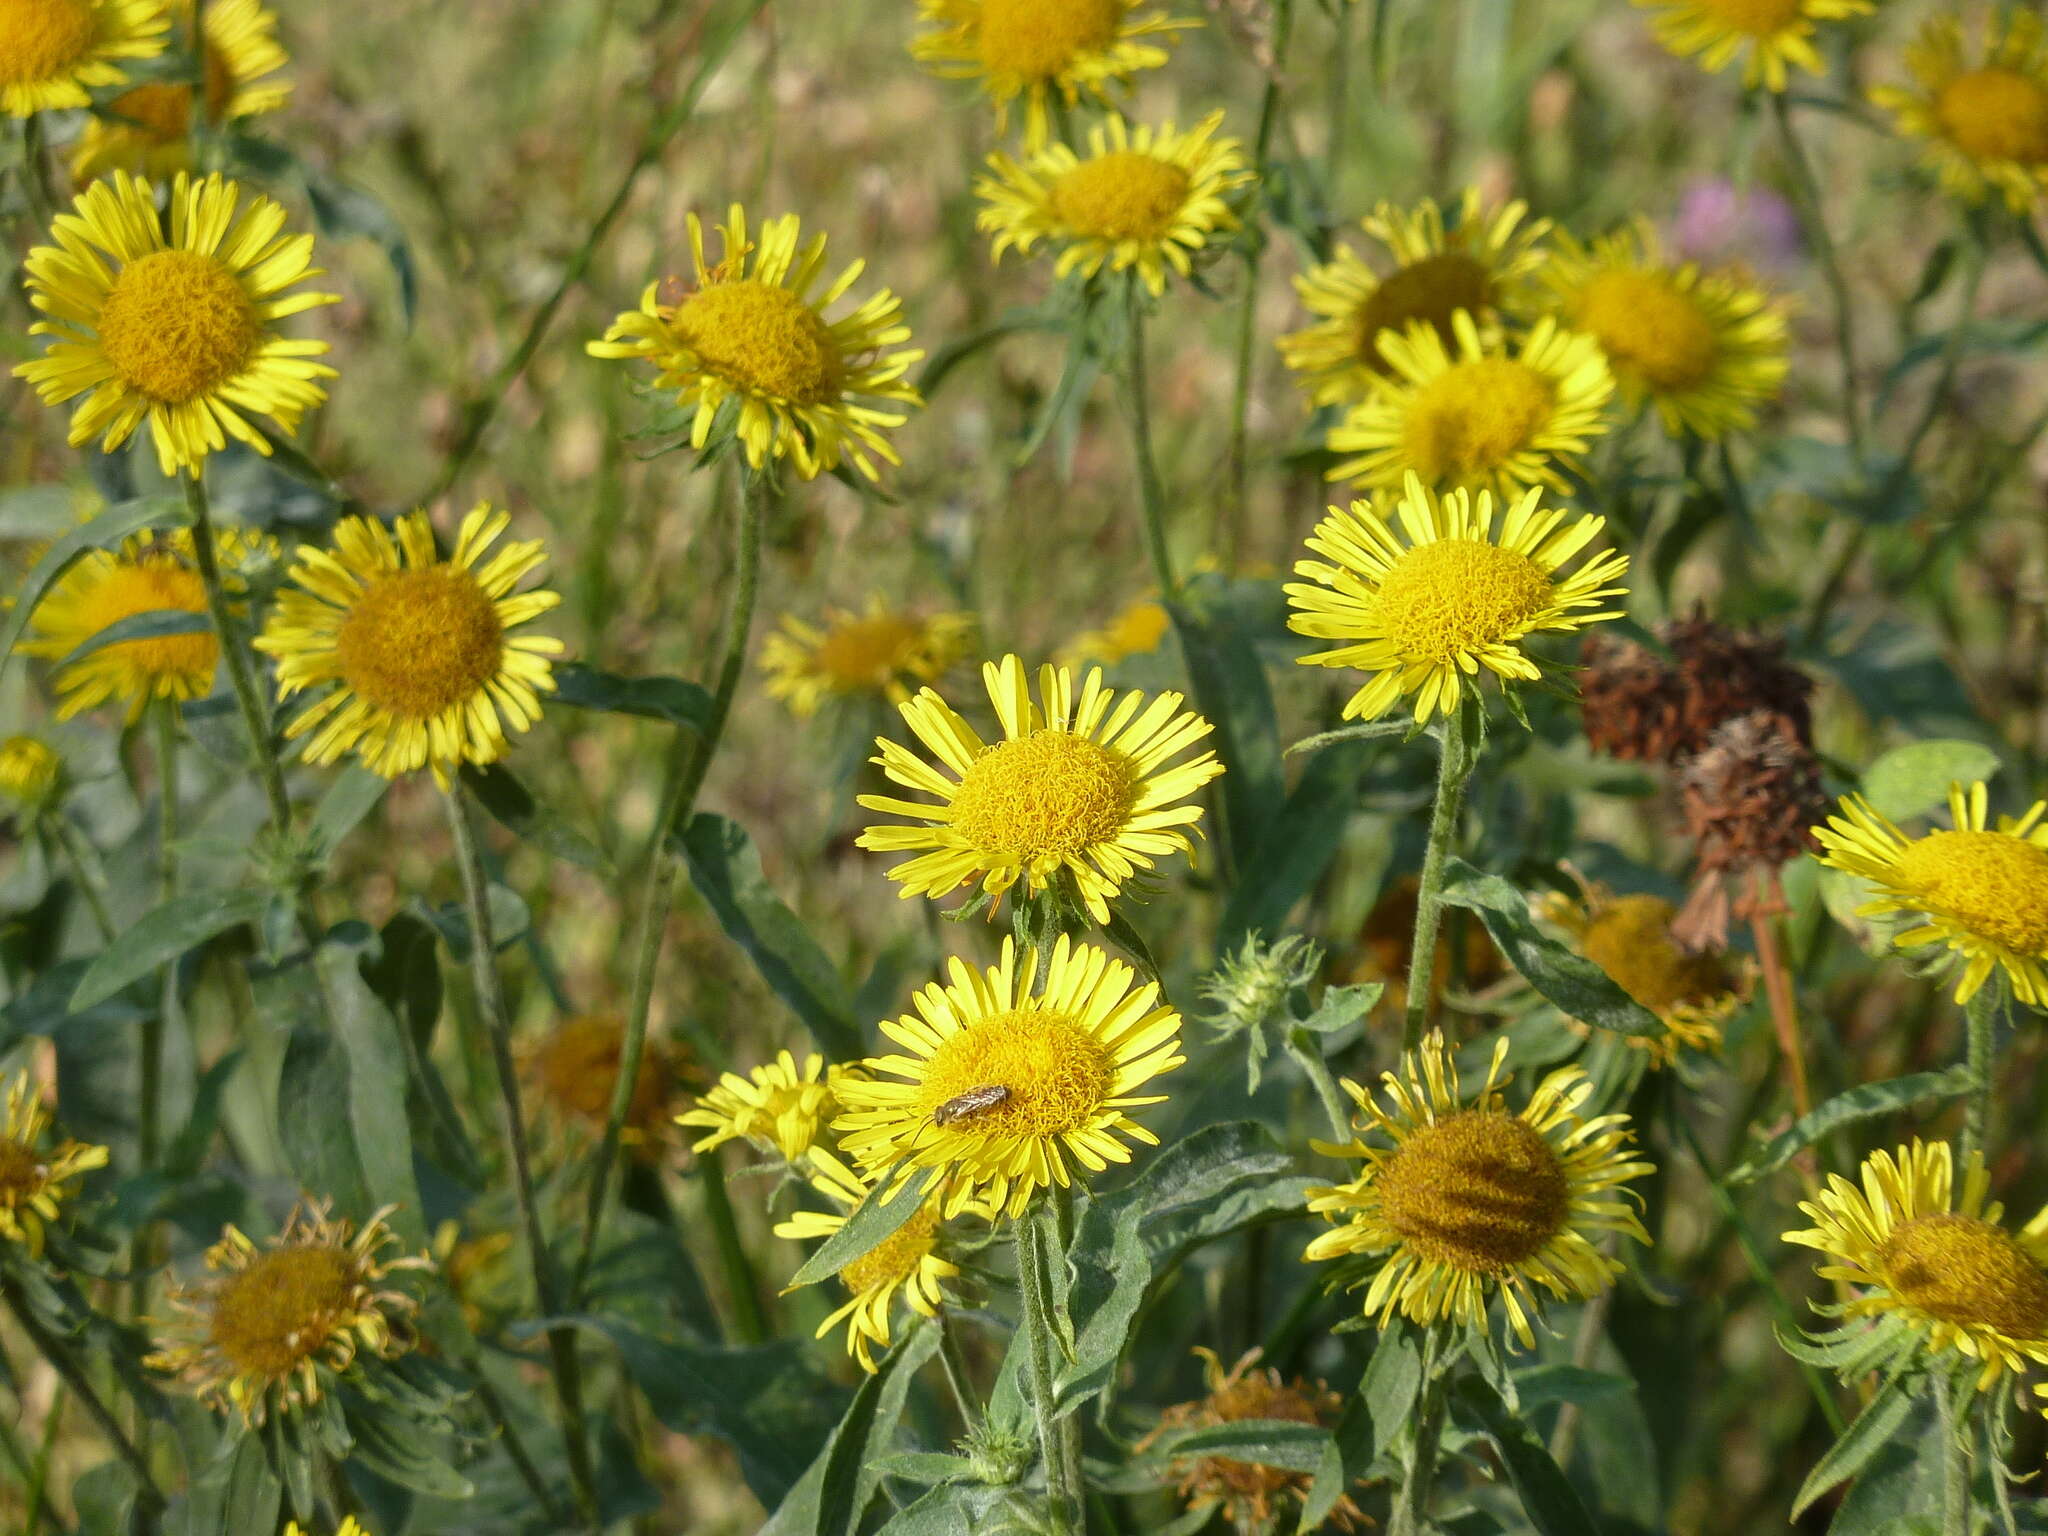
[1673, 710, 1829, 949]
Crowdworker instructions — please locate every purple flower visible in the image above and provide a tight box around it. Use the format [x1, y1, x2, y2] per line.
[1669, 177, 1803, 273]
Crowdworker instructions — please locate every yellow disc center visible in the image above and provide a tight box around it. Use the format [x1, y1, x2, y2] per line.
[840, 1207, 938, 1295]
[0, 1138, 43, 1202]
[1050, 152, 1193, 243]
[948, 729, 1136, 862]
[1402, 356, 1557, 482]
[815, 615, 924, 688]
[1355, 254, 1495, 373]
[1936, 68, 2048, 165]
[919, 1007, 1114, 1139]
[83, 560, 217, 678]
[1575, 269, 1721, 393]
[1880, 1213, 2048, 1338]
[1692, 0, 1803, 35]
[334, 566, 504, 723]
[1375, 1109, 1570, 1273]
[975, 0, 1122, 80]
[0, 0, 96, 87]
[207, 1245, 355, 1380]
[1894, 829, 2048, 956]
[670, 280, 845, 406]
[1371, 538, 1555, 665]
[97, 249, 261, 405]
[1580, 894, 1733, 1012]
[103, 46, 232, 140]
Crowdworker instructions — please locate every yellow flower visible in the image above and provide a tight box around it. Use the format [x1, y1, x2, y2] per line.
[1304, 1030, 1653, 1348]
[833, 935, 1184, 1219]
[0, 0, 166, 117]
[254, 505, 564, 789]
[856, 654, 1223, 924]
[1536, 887, 1745, 1066]
[1786, 1140, 2048, 1399]
[0, 1071, 108, 1256]
[1286, 474, 1629, 724]
[147, 1199, 431, 1426]
[18, 525, 273, 723]
[1630, 0, 1874, 94]
[1542, 220, 1788, 441]
[774, 1148, 962, 1373]
[525, 1014, 699, 1153]
[14, 170, 338, 479]
[910, 0, 1197, 149]
[1326, 311, 1612, 499]
[284, 1517, 371, 1536]
[71, 0, 290, 182]
[1278, 189, 1553, 410]
[1872, 11, 2048, 214]
[587, 204, 922, 482]
[1812, 780, 2048, 1008]
[0, 736, 64, 811]
[761, 600, 976, 719]
[1055, 593, 1170, 672]
[976, 111, 1250, 298]
[675, 1049, 846, 1164]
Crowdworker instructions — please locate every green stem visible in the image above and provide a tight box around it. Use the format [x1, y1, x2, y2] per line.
[1402, 706, 1473, 1052]
[936, 1311, 981, 1432]
[1389, 1328, 1447, 1536]
[1546, 1243, 1618, 1468]
[1284, 1027, 1352, 1142]
[1325, 0, 1354, 190]
[142, 702, 180, 1172]
[1771, 93, 1864, 462]
[1121, 282, 1178, 598]
[1016, 1209, 1078, 1536]
[696, 1146, 767, 1344]
[467, 1365, 566, 1528]
[45, 817, 116, 941]
[573, 468, 769, 1298]
[20, 115, 56, 230]
[1961, 983, 1998, 1169]
[440, 786, 601, 1532]
[1937, 1370, 1970, 1536]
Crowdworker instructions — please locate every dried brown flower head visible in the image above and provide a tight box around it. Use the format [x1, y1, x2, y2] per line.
[1579, 610, 1813, 764]
[1673, 710, 1830, 949]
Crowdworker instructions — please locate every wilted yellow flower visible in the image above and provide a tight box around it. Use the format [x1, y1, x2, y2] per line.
[255, 505, 564, 789]
[976, 111, 1251, 297]
[1286, 474, 1629, 724]
[856, 654, 1223, 925]
[587, 204, 922, 481]
[1304, 1031, 1653, 1348]
[0, 736, 64, 812]
[761, 600, 975, 719]
[1630, 0, 1873, 94]
[1056, 593, 1170, 672]
[910, 0, 1197, 149]
[525, 1014, 700, 1153]
[1536, 887, 1745, 1066]
[0, 1071, 108, 1256]
[71, 0, 290, 181]
[1872, 10, 2048, 214]
[15, 171, 338, 478]
[148, 1199, 431, 1426]
[1279, 189, 1552, 410]
[0, 0, 167, 117]
[676, 1049, 845, 1164]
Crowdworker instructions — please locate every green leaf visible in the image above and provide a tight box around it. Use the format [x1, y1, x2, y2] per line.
[1859, 739, 2002, 823]
[1298, 980, 1383, 1036]
[55, 608, 212, 668]
[1437, 859, 1664, 1037]
[70, 889, 272, 1011]
[274, 1022, 372, 1220]
[1510, 1363, 1633, 1408]
[1452, 1375, 1599, 1536]
[1361, 1326, 1422, 1454]
[678, 813, 864, 1061]
[1217, 736, 1374, 951]
[918, 305, 1064, 396]
[1729, 1065, 1979, 1185]
[1283, 719, 1414, 757]
[1793, 1375, 1918, 1519]
[0, 485, 80, 539]
[1169, 597, 1281, 872]
[317, 942, 427, 1244]
[1147, 1420, 1332, 1474]
[340, 1396, 473, 1499]
[551, 662, 714, 731]
[306, 767, 390, 861]
[1, 497, 190, 683]
[1299, 1389, 1372, 1534]
[865, 1452, 974, 1488]
[761, 1323, 939, 1536]
[873, 1486, 1019, 1535]
[787, 1165, 937, 1289]
[460, 762, 609, 873]
[305, 172, 418, 325]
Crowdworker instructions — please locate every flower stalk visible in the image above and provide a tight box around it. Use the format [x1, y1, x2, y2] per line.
[1121, 280, 1179, 599]
[1403, 706, 1475, 1051]
[1961, 982, 1999, 1168]
[1016, 1205, 1080, 1535]
[1389, 1328, 1448, 1536]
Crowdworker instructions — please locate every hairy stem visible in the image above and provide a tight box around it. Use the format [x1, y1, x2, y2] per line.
[1402, 707, 1473, 1052]
[936, 1310, 981, 1433]
[696, 1146, 767, 1344]
[1771, 94, 1864, 461]
[1284, 1026, 1353, 1141]
[1389, 1329, 1447, 1536]
[1016, 1208, 1078, 1536]
[1937, 1370, 1970, 1536]
[1121, 282, 1178, 599]
[45, 817, 115, 944]
[1961, 982, 1999, 1169]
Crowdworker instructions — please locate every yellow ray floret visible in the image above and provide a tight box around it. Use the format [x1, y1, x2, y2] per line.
[14, 170, 337, 478]
[1286, 473, 1630, 724]
[856, 653, 1223, 924]
[675, 1049, 850, 1164]
[976, 110, 1251, 297]
[0, 1071, 109, 1256]
[1630, 0, 1874, 94]
[0, 0, 167, 117]
[1872, 10, 2048, 214]
[587, 204, 922, 482]
[1303, 1030, 1653, 1348]
[761, 599, 975, 719]
[254, 504, 564, 789]
[1812, 780, 2048, 1008]
[833, 935, 1185, 1219]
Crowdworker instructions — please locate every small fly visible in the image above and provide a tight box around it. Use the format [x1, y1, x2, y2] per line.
[932, 1084, 1011, 1127]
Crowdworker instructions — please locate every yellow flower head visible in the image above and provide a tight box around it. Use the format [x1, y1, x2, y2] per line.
[774, 1147, 962, 1372]
[285, 1516, 371, 1536]
[1812, 780, 2048, 1008]
[1630, 0, 1874, 94]
[1326, 311, 1612, 499]
[18, 525, 273, 723]
[761, 600, 976, 720]
[525, 1014, 699, 1154]
[0, 0, 166, 117]
[1304, 1030, 1653, 1348]
[1055, 592, 1171, 672]
[587, 205, 922, 482]
[1278, 189, 1553, 411]
[1286, 474, 1630, 724]
[1543, 220, 1788, 442]
[675, 1049, 846, 1164]
[833, 935, 1185, 1219]
[0, 736, 65, 812]
[0, 1071, 109, 1256]
[72, 0, 291, 182]
[911, 0, 1198, 150]
[254, 504, 564, 789]
[856, 654, 1224, 925]
[14, 170, 338, 478]
[1786, 1140, 2048, 1398]
[147, 1199, 431, 1426]
[976, 111, 1251, 297]
[1536, 886, 1745, 1066]
[1872, 10, 2048, 214]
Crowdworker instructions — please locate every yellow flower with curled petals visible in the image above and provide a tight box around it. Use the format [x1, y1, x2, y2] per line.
[676, 1050, 847, 1165]
[0, 1072, 108, 1256]
[0, 0, 167, 117]
[761, 600, 975, 720]
[1872, 10, 2048, 214]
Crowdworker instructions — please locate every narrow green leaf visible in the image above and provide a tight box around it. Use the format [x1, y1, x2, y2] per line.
[1298, 980, 1383, 1035]
[1361, 1326, 1423, 1454]
[551, 662, 714, 732]
[461, 763, 609, 873]
[56, 609, 211, 669]
[787, 1165, 937, 1289]
[1169, 597, 1281, 871]
[317, 943, 427, 1244]
[306, 767, 391, 861]
[306, 172, 418, 325]
[1860, 739, 2001, 823]
[1452, 1375, 1599, 1536]
[2, 497, 190, 682]
[918, 305, 1063, 396]
[1217, 736, 1374, 951]
[1510, 1363, 1633, 1408]
[1792, 1375, 1918, 1518]
[1729, 1065, 1978, 1185]
[71, 889, 271, 1011]
[1148, 1420, 1332, 1474]
[1283, 719, 1415, 757]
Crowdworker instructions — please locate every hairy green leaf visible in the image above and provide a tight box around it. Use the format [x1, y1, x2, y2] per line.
[1453, 1375, 1599, 1536]
[1859, 739, 2001, 823]
[72, 889, 272, 1011]
[552, 662, 714, 731]
[1729, 1066, 1978, 1185]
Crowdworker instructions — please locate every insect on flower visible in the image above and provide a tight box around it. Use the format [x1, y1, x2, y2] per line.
[932, 1084, 1011, 1126]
